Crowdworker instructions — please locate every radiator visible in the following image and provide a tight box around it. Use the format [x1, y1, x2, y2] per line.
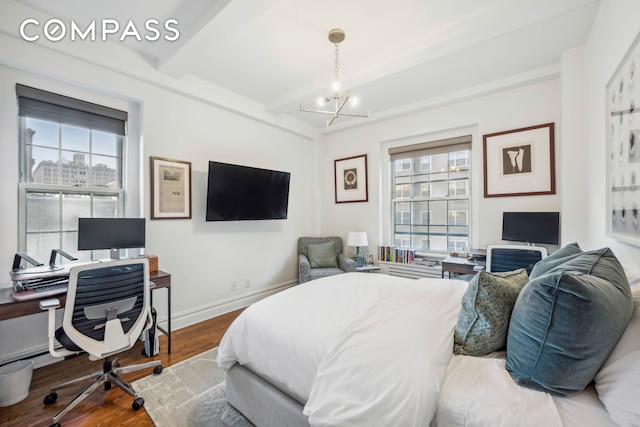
[378, 261, 442, 279]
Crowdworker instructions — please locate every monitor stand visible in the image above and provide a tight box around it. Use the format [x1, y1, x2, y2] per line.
[110, 248, 121, 260]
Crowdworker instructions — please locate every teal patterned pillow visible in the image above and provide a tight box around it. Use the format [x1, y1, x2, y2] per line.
[307, 242, 338, 268]
[454, 269, 529, 356]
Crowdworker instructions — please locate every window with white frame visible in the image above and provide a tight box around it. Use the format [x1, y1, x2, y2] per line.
[16, 84, 128, 263]
[390, 135, 471, 253]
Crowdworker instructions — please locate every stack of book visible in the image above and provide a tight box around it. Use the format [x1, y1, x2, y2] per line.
[379, 246, 415, 263]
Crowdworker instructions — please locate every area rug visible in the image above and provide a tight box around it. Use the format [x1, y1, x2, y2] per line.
[132, 347, 254, 426]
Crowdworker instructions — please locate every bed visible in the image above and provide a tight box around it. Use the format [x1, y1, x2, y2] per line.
[217, 245, 640, 427]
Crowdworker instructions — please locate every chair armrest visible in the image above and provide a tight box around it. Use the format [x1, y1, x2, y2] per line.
[338, 254, 357, 272]
[39, 298, 60, 310]
[39, 297, 75, 358]
[299, 254, 311, 283]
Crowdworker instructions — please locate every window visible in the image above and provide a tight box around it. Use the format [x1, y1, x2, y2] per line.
[390, 135, 471, 253]
[17, 84, 128, 263]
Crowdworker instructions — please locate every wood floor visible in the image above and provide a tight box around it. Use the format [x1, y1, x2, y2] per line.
[0, 308, 244, 427]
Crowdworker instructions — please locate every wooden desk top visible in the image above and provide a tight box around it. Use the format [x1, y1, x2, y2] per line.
[0, 270, 170, 322]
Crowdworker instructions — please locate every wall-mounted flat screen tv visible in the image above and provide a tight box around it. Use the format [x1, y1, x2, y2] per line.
[502, 212, 560, 245]
[206, 161, 291, 221]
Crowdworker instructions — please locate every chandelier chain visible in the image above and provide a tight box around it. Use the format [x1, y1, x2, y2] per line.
[299, 28, 370, 126]
[334, 43, 340, 82]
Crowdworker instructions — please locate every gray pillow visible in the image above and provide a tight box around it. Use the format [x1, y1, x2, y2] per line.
[453, 269, 529, 356]
[307, 241, 338, 268]
[506, 247, 633, 397]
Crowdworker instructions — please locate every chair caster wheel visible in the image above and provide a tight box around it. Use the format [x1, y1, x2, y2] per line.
[50, 423, 61, 427]
[44, 392, 58, 405]
[132, 397, 144, 410]
[153, 365, 163, 375]
[104, 381, 112, 390]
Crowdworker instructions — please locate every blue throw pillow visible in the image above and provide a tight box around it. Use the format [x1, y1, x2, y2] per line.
[528, 242, 583, 279]
[506, 247, 633, 397]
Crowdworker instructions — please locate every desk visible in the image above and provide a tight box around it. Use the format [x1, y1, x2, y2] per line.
[0, 270, 172, 354]
[441, 257, 483, 278]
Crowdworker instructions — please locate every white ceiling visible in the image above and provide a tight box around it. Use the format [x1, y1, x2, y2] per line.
[10, 0, 601, 130]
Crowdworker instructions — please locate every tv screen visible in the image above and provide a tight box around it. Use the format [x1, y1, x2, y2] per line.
[502, 212, 560, 245]
[78, 218, 146, 251]
[206, 161, 291, 221]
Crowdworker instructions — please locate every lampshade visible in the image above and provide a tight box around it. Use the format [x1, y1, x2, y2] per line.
[347, 232, 368, 247]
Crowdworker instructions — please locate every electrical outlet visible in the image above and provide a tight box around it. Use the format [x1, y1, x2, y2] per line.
[245, 279, 251, 288]
[231, 281, 238, 291]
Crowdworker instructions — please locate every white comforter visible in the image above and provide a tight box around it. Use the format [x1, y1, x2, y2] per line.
[217, 272, 470, 426]
[216, 272, 570, 426]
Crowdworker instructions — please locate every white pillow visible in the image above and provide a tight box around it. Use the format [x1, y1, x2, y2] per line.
[594, 285, 640, 426]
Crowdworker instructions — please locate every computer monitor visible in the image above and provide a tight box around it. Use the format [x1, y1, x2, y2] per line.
[501, 212, 560, 245]
[77, 218, 146, 259]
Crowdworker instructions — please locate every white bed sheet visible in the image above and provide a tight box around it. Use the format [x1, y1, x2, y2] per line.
[434, 353, 618, 427]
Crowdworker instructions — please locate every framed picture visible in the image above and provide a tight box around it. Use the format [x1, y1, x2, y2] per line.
[334, 154, 368, 203]
[150, 156, 192, 219]
[365, 253, 374, 265]
[483, 123, 556, 197]
[606, 31, 640, 245]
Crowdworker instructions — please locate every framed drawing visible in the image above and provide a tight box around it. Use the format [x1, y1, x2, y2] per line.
[150, 156, 192, 219]
[483, 123, 555, 198]
[607, 31, 640, 245]
[334, 154, 368, 203]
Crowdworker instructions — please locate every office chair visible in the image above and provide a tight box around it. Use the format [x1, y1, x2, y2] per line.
[39, 259, 163, 427]
[486, 244, 548, 275]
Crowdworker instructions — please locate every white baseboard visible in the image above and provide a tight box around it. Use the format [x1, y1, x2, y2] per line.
[157, 279, 297, 331]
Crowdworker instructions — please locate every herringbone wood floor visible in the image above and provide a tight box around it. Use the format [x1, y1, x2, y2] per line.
[0, 309, 244, 427]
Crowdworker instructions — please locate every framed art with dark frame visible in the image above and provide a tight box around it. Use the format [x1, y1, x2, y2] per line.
[334, 154, 368, 203]
[606, 31, 640, 246]
[150, 156, 192, 219]
[483, 123, 556, 198]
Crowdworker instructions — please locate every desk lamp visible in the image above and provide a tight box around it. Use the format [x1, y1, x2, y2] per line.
[347, 231, 368, 267]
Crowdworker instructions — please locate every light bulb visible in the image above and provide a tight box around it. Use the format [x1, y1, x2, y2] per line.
[318, 97, 325, 106]
[332, 81, 341, 92]
[350, 96, 358, 106]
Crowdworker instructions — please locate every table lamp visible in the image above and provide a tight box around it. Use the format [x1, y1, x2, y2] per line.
[347, 231, 368, 267]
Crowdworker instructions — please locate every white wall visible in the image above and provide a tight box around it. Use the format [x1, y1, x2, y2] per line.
[320, 79, 563, 258]
[581, 0, 640, 275]
[0, 35, 318, 364]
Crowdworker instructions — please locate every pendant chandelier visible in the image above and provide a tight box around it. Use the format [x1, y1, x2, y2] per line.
[300, 29, 370, 127]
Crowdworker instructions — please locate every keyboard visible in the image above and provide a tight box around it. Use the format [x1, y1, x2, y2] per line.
[12, 276, 69, 301]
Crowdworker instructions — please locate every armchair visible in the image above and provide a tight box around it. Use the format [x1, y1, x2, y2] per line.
[39, 259, 163, 427]
[298, 236, 357, 283]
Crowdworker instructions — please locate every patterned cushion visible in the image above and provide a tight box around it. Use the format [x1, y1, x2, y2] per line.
[307, 242, 339, 268]
[453, 269, 529, 356]
[506, 247, 633, 397]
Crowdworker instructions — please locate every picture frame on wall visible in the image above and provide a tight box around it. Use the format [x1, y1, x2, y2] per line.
[606, 31, 640, 246]
[483, 123, 556, 198]
[150, 156, 192, 219]
[334, 154, 368, 203]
